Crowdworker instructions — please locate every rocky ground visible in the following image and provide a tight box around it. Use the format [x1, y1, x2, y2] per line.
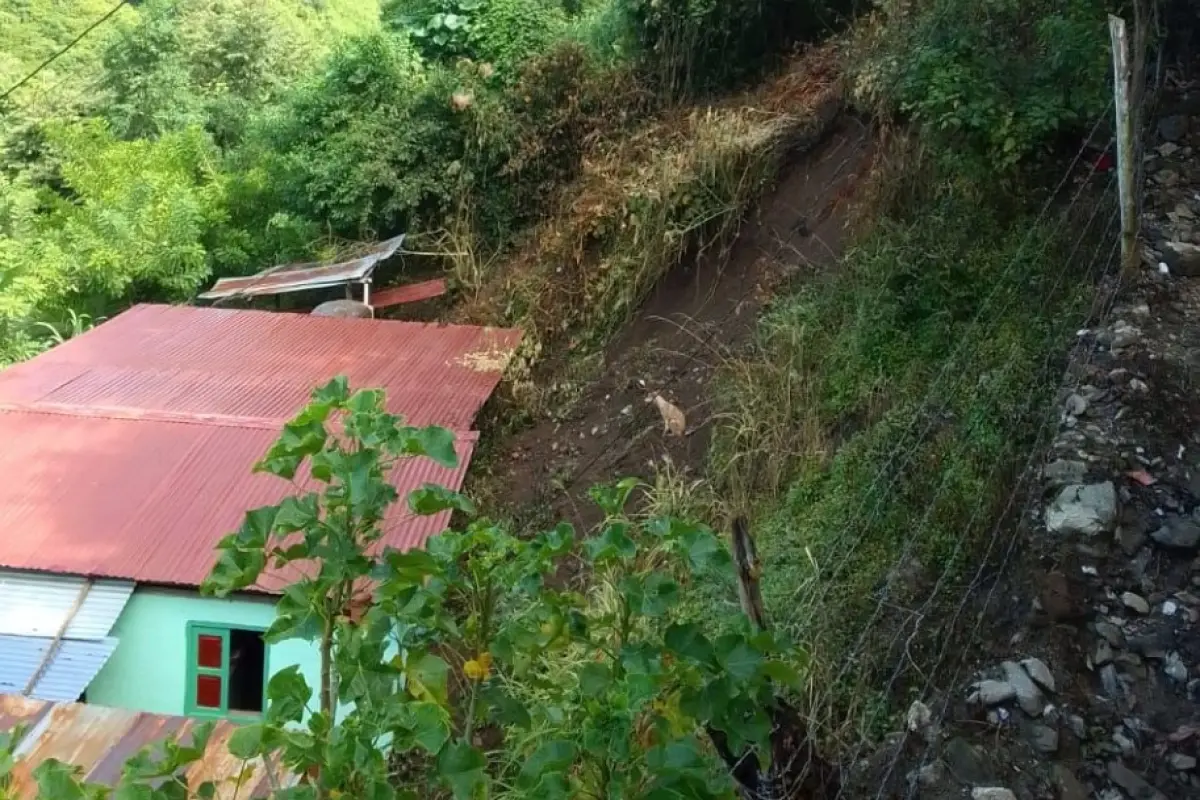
[850, 63, 1200, 800]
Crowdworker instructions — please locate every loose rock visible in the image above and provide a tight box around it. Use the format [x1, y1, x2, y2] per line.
[1021, 657, 1055, 693]
[1046, 482, 1117, 536]
[1170, 753, 1197, 771]
[1044, 458, 1088, 487]
[971, 789, 1017, 800]
[1095, 621, 1126, 648]
[1065, 393, 1088, 416]
[1002, 660, 1044, 716]
[1122, 592, 1151, 614]
[944, 737, 994, 785]
[1095, 640, 1115, 665]
[1030, 723, 1059, 754]
[970, 680, 1017, 706]
[1150, 516, 1200, 550]
[1164, 651, 1189, 682]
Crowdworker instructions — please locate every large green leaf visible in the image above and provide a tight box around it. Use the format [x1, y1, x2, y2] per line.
[408, 484, 477, 516]
[664, 623, 715, 666]
[266, 665, 312, 723]
[436, 741, 487, 800]
[404, 651, 450, 707]
[518, 740, 577, 791]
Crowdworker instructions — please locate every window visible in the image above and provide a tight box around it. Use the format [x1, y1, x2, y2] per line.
[185, 624, 267, 716]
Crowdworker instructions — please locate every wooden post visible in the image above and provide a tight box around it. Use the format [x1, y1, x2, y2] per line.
[1109, 15, 1139, 274]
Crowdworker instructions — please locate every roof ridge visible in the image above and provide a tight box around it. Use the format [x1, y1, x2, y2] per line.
[0, 402, 484, 439]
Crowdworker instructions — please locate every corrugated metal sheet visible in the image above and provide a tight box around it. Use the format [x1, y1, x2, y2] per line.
[0, 304, 521, 430]
[0, 571, 133, 639]
[372, 278, 448, 309]
[0, 409, 477, 590]
[0, 636, 118, 702]
[0, 695, 294, 798]
[198, 234, 405, 300]
[0, 302, 515, 590]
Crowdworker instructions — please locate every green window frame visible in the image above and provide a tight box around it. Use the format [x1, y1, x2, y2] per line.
[184, 622, 269, 717]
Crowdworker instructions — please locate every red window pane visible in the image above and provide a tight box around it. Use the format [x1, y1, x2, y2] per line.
[195, 674, 222, 709]
[197, 635, 222, 669]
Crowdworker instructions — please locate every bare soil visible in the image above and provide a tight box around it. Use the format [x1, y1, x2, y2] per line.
[468, 116, 875, 532]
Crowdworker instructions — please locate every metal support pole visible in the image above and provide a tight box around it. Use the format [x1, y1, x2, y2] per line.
[1109, 15, 1139, 274]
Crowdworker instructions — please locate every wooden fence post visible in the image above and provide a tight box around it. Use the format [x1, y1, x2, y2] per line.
[1109, 15, 1139, 275]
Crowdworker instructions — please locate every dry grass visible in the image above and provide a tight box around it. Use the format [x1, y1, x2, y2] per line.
[454, 44, 845, 390]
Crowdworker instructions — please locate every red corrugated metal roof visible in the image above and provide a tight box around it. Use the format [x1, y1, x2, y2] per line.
[0, 304, 521, 429]
[1, 694, 295, 797]
[0, 304, 519, 590]
[372, 278, 448, 309]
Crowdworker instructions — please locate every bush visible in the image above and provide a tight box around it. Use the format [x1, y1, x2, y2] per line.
[233, 32, 496, 239]
[0, 121, 236, 332]
[851, 0, 1112, 171]
[617, 0, 850, 97]
[384, 0, 568, 72]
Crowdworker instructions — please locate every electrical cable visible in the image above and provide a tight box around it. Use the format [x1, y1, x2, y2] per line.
[0, 0, 129, 102]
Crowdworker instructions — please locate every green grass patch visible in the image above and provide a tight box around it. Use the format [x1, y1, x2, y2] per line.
[702, 157, 1113, 741]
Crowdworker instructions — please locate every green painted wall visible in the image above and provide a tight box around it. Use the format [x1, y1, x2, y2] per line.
[88, 587, 322, 717]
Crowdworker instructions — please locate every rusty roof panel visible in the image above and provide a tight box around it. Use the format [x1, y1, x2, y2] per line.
[0, 409, 475, 590]
[1, 696, 295, 798]
[198, 234, 405, 300]
[0, 303, 513, 588]
[372, 278, 448, 309]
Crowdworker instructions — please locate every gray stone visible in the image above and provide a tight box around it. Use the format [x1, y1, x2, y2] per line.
[1095, 640, 1115, 665]
[1044, 459, 1088, 487]
[1002, 660, 1045, 716]
[1160, 114, 1190, 142]
[1165, 652, 1189, 682]
[970, 679, 1017, 706]
[1151, 516, 1200, 550]
[1171, 753, 1197, 771]
[944, 737, 994, 785]
[1108, 761, 1168, 800]
[1122, 592, 1151, 614]
[310, 299, 373, 318]
[1030, 723, 1059, 754]
[1100, 664, 1123, 698]
[1065, 393, 1088, 416]
[1046, 483, 1117, 536]
[1067, 714, 1087, 739]
[1095, 621, 1126, 648]
[1162, 241, 1200, 277]
[909, 760, 947, 788]
[1113, 731, 1137, 755]
[971, 789, 1017, 800]
[1021, 657, 1055, 693]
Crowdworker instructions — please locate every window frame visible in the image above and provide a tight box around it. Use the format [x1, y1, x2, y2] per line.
[184, 621, 269, 718]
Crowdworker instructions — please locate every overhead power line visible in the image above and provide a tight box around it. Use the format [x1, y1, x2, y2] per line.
[0, 0, 130, 102]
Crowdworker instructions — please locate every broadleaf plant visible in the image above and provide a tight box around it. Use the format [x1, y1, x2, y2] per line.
[22, 378, 810, 799]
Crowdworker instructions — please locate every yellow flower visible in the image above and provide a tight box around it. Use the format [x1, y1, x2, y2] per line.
[463, 652, 493, 681]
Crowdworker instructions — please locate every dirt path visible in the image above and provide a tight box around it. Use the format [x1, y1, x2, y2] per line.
[472, 116, 875, 531]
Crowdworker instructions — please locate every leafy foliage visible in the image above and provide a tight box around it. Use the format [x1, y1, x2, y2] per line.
[11, 379, 807, 798]
[851, 0, 1112, 170]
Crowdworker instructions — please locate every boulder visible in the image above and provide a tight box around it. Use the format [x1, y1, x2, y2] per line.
[1045, 482, 1117, 536]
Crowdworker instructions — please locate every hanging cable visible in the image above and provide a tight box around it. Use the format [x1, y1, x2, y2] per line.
[0, 0, 130, 102]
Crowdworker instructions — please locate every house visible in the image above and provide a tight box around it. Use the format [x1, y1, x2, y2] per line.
[0, 693, 295, 797]
[0, 304, 520, 719]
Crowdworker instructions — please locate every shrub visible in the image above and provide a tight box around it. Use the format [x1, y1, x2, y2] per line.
[851, 0, 1112, 171]
[617, 0, 849, 97]
[234, 32, 496, 239]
